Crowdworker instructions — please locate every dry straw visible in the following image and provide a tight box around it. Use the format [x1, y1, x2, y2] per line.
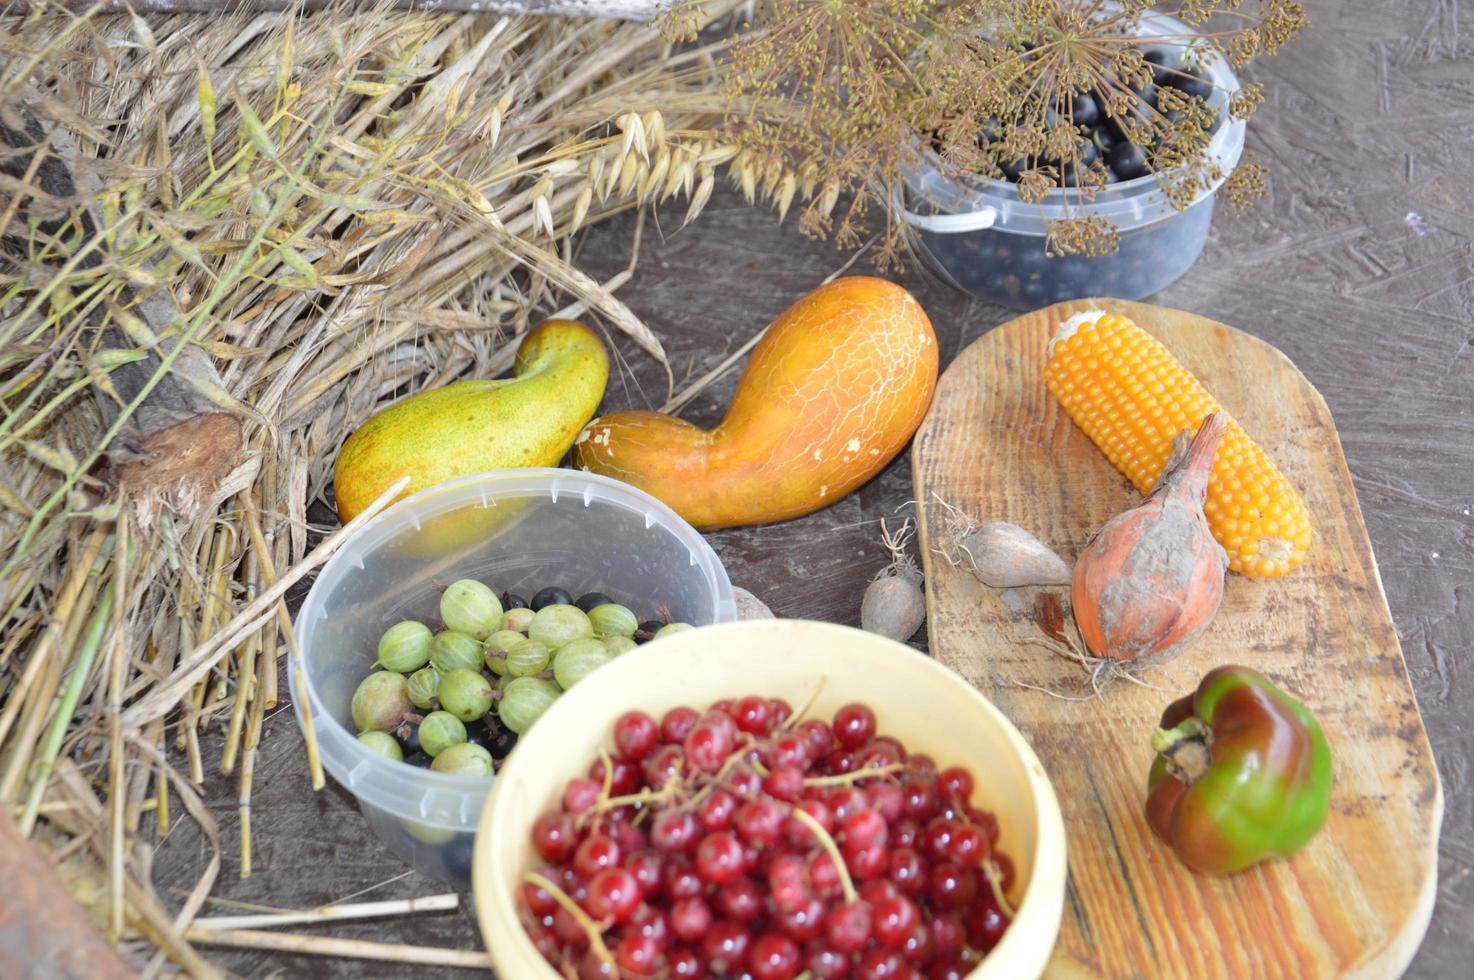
[0, 1, 802, 970]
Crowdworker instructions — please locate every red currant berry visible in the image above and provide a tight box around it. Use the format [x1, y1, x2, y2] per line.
[727, 765, 763, 798]
[701, 919, 753, 974]
[663, 857, 703, 900]
[650, 810, 698, 854]
[900, 778, 939, 820]
[768, 697, 794, 728]
[614, 932, 659, 975]
[947, 822, 988, 868]
[923, 817, 957, 862]
[927, 862, 979, 910]
[798, 719, 834, 758]
[531, 812, 577, 863]
[832, 703, 877, 749]
[735, 800, 786, 845]
[970, 808, 1001, 847]
[685, 722, 735, 774]
[860, 878, 899, 905]
[825, 749, 857, 775]
[670, 896, 713, 942]
[783, 798, 833, 848]
[807, 852, 843, 900]
[926, 956, 970, 980]
[768, 852, 810, 911]
[845, 843, 889, 880]
[804, 941, 852, 979]
[577, 946, 615, 979]
[749, 932, 802, 980]
[841, 809, 888, 850]
[765, 763, 806, 801]
[898, 919, 933, 963]
[865, 781, 904, 822]
[775, 896, 826, 942]
[768, 734, 811, 770]
[854, 948, 905, 979]
[824, 900, 873, 953]
[966, 896, 1011, 951]
[612, 710, 660, 762]
[573, 835, 621, 877]
[623, 850, 662, 896]
[563, 778, 601, 814]
[527, 921, 559, 960]
[643, 744, 686, 788]
[553, 906, 589, 948]
[695, 831, 745, 884]
[667, 946, 704, 978]
[887, 848, 925, 896]
[871, 896, 918, 947]
[826, 787, 869, 823]
[927, 913, 965, 958]
[874, 736, 909, 762]
[594, 755, 642, 796]
[627, 903, 669, 948]
[522, 878, 558, 916]
[660, 706, 699, 744]
[938, 766, 974, 802]
[892, 817, 921, 850]
[585, 867, 642, 922]
[697, 788, 738, 831]
[734, 695, 773, 735]
[715, 876, 765, 921]
[610, 818, 649, 855]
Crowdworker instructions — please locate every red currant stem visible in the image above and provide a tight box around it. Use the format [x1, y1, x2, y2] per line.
[597, 776, 682, 813]
[789, 806, 857, 905]
[779, 676, 828, 732]
[750, 758, 772, 777]
[596, 746, 615, 801]
[801, 762, 904, 787]
[525, 871, 614, 969]
[982, 857, 1017, 918]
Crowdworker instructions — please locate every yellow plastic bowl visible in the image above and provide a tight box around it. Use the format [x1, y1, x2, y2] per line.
[473, 619, 1067, 978]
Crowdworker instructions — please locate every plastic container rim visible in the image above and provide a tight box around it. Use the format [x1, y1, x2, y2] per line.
[289, 467, 738, 817]
[901, 6, 1247, 237]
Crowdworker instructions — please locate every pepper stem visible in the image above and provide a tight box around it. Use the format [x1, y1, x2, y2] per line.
[1152, 717, 1212, 783]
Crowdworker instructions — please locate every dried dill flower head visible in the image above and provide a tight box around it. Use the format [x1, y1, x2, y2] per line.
[670, 0, 1306, 259]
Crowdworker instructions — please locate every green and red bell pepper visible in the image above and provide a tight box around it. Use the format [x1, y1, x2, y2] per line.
[1146, 665, 1333, 875]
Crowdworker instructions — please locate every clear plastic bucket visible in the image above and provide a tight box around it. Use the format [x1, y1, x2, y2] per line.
[901, 10, 1246, 308]
[290, 469, 737, 884]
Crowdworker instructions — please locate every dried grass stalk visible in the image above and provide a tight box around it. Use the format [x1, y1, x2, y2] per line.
[0, 2, 753, 971]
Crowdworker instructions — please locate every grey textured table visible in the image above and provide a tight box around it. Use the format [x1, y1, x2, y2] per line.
[153, 0, 1474, 975]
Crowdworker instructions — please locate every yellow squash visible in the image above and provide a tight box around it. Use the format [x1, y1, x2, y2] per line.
[334, 319, 609, 522]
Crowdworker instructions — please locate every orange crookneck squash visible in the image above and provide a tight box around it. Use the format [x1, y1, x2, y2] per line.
[574, 277, 938, 530]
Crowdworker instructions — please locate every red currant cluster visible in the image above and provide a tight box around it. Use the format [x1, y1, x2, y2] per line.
[518, 696, 1016, 979]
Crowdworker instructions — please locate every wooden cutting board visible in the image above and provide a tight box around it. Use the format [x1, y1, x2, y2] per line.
[912, 299, 1441, 979]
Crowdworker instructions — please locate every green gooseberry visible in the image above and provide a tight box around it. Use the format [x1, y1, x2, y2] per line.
[375, 620, 433, 672]
[351, 671, 412, 733]
[604, 635, 637, 656]
[552, 637, 613, 690]
[654, 622, 694, 640]
[505, 637, 552, 677]
[439, 668, 494, 722]
[404, 820, 456, 845]
[357, 730, 404, 761]
[588, 603, 637, 639]
[483, 629, 525, 676]
[528, 603, 593, 649]
[440, 579, 503, 640]
[406, 667, 441, 710]
[419, 710, 467, 757]
[502, 607, 535, 633]
[498, 676, 560, 734]
[431, 741, 493, 776]
[430, 630, 483, 673]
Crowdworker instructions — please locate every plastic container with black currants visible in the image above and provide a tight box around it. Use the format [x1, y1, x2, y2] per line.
[901, 9, 1246, 309]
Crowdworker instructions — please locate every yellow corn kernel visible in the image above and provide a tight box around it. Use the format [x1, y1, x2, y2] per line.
[1044, 311, 1311, 577]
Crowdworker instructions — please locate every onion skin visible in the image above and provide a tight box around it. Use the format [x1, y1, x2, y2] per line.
[573, 277, 938, 529]
[1073, 413, 1229, 664]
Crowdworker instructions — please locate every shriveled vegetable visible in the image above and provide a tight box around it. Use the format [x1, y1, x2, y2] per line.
[1045, 309, 1311, 577]
[956, 522, 1072, 588]
[574, 277, 938, 529]
[1073, 413, 1229, 664]
[861, 519, 926, 643]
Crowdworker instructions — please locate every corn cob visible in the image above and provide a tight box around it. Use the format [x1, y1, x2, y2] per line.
[1044, 310, 1311, 578]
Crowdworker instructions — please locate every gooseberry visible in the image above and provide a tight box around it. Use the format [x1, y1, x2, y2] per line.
[439, 579, 503, 640]
[375, 620, 433, 672]
[350, 671, 411, 733]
